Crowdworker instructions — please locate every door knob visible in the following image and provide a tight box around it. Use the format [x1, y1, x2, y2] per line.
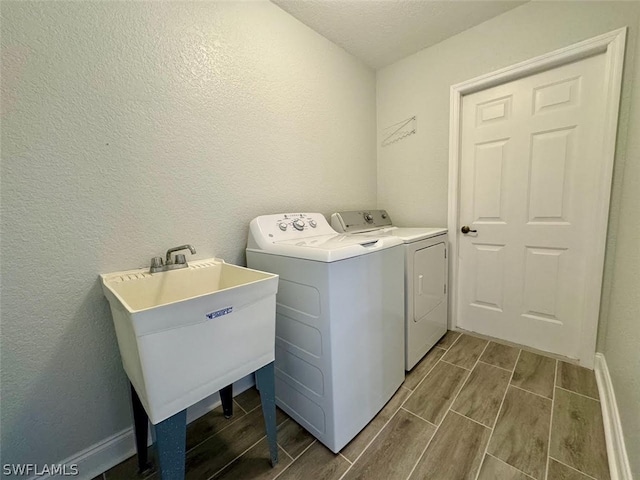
[461, 225, 477, 234]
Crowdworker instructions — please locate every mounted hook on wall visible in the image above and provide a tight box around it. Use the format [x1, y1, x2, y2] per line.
[381, 116, 416, 147]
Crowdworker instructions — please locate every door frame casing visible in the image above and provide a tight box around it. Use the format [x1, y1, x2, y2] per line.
[447, 28, 626, 368]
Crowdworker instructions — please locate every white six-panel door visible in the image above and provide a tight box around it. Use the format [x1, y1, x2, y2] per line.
[457, 53, 608, 359]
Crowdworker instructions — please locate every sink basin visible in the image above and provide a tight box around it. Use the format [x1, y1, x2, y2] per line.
[101, 258, 278, 424]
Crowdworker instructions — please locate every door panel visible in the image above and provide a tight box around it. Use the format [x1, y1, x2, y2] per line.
[533, 76, 581, 114]
[414, 243, 446, 322]
[522, 247, 565, 323]
[457, 53, 606, 359]
[528, 128, 575, 224]
[473, 140, 508, 223]
[476, 95, 513, 125]
[471, 243, 505, 312]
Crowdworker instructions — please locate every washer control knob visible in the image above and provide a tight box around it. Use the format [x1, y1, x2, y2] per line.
[278, 223, 287, 231]
[364, 213, 374, 223]
[381, 212, 387, 219]
[309, 219, 317, 228]
[293, 219, 305, 231]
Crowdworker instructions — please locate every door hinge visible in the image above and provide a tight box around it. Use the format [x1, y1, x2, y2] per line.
[444, 249, 447, 259]
[444, 284, 447, 294]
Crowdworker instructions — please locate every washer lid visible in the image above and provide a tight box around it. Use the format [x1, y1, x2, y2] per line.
[250, 233, 402, 262]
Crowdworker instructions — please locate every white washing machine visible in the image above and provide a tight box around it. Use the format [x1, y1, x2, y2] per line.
[246, 213, 405, 453]
[331, 210, 448, 371]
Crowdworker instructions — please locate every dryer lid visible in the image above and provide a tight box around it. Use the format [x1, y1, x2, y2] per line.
[372, 227, 448, 243]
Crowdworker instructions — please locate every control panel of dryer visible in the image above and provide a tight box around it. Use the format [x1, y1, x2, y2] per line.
[331, 210, 393, 233]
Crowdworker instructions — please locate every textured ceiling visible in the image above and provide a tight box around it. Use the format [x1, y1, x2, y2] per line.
[272, 0, 528, 69]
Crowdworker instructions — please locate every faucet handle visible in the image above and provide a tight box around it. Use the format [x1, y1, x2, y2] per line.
[150, 256, 164, 273]
[174, 254, 187, 265]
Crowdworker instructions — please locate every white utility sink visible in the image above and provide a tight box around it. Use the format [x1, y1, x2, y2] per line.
[101, 258, 278, 424]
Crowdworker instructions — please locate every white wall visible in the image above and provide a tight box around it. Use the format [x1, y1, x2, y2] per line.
[602, 12, 640, 475]
[376, 2, 640, 475]
[0, 1, 375, 469]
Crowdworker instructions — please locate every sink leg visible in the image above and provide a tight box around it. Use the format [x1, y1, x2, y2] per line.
[256, 362, 278, 467]
[220, 384, 233, 419]
[130, 383, 153, 475]
[154, 409, 186, 480]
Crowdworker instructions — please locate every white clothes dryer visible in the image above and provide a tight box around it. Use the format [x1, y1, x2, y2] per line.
[246, 213, 405, 452]
[331, 210, 448, 371]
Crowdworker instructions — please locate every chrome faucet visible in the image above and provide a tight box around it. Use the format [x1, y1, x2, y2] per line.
[149, 244, 196, 273]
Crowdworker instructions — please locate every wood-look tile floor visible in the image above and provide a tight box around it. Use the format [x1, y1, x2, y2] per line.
[99, 332, 610, 480]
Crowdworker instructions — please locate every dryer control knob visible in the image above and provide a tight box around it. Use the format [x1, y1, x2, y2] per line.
[309, 220, 317, 228]
[278, 223, 287, 231]
[293, 219, 305, 231]
[364, 213, 374, 223]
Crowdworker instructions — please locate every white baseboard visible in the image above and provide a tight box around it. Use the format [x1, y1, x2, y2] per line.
[594, 353, 633, 480]
[30, 375, 255, 480]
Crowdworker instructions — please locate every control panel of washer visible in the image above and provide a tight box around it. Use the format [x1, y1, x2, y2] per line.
[251, 213, 336, 242]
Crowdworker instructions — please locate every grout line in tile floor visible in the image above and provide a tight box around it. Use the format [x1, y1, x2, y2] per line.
[336, 407, 406, 480]
[450, 408, 487, 428]
[445, 332, 463, 351]
[544, 359, 558, 480]
[339, 453, 352, 465]
[351, 408, 402, 464]
[401, 333, 462, 398]
[555, 385, 600, 402]
[271, 440, 317, 480]
[186, 436, 208, 455]
[234, 399, 248, 414]
[487, 452, 538, 480]
[549, 456, 600, 480]
[186, 415, 239, 455]
[398, 385, 412, 394]
[186, 393, 256, 455]
[296, 439, 317, 460]
[399, 406, 438, 427]
[473, 347, 524, 480]
[276, 426, 295, 463]
[336, 464, 350, 479]
[477, 359, 514, 373]
[449, 407, 490, 429]
[184, 395, 264, 456]
[401, 353, 446, 396]
[511, 383, 553, 401]
[440, 358, 472, 371]
[280, 440, 295, 462]
[207, 434, 267, 480]
[403, 425, 436, 480]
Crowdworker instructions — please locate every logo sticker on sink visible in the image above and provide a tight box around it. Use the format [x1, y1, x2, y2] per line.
[206, 307, 233, 320]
